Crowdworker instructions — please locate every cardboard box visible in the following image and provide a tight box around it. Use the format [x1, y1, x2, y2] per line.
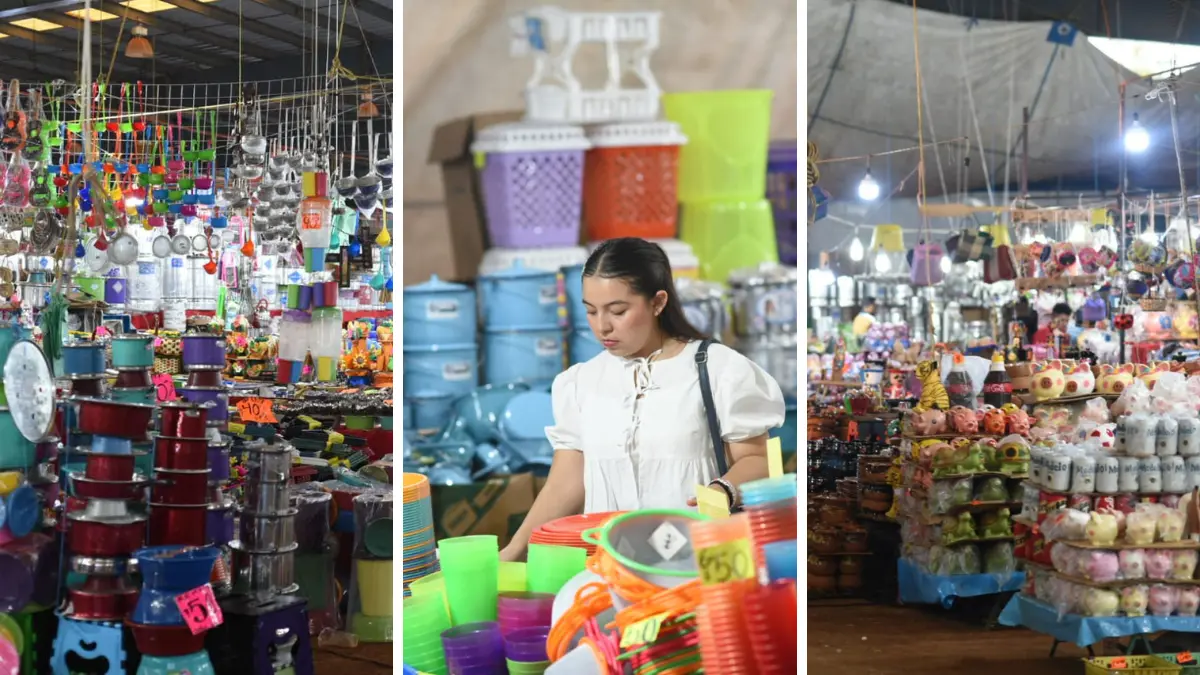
[423, 111, 524, 283]
[430, 472, 536, 548]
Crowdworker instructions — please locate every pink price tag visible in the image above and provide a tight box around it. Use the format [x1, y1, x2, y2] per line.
[175, 584, 223, 635]
[153, 373, 178, 402]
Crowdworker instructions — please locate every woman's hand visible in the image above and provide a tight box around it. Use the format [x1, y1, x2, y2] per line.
[500, 544, 526, 562]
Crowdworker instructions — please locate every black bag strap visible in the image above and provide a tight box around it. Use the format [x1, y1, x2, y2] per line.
[695, 339, 729, 476]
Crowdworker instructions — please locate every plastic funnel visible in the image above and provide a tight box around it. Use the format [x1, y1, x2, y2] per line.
[526, 544, 586, 595]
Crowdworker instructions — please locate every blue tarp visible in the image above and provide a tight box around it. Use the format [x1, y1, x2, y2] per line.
[897, 558, 1025, 608]
[998, 594, 1200, 647]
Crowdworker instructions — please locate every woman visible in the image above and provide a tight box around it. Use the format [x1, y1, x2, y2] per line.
[500, 238, 786, 561]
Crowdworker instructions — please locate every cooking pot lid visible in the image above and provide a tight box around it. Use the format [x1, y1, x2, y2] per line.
[405, 274, 469, 293]
[3, 341, 55, 442]
[67, 510, 147, 526]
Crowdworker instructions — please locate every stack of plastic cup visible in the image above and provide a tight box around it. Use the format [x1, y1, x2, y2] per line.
[499, 562, 527, 592]
[762, 540, 797, 581]
[504, 625, 550, 673]
[441, 621, 505, 674]
[497, 592, 554, 637]
[690, 514, 758, 675]
[526, 544, 587, 595]
[403, 473, 439, 597]
[740, 475, 798, 572]
[529, 512, 624, 556]
[438, 535, 500, 624]
[743, 579, 797, 674]
[402, 591, 453, 675]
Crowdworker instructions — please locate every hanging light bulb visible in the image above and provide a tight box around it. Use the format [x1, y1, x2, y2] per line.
[849, 236, 864, 262]
[874, 250, 892, 273]
[1125, 113, 1150, 153]
[940, 255, 951, 274]
[857, 168, 880, 202]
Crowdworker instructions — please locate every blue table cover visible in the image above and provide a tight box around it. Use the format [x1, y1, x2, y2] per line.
[898, 558, 1025, 608]
[998, 594, 1200, 647]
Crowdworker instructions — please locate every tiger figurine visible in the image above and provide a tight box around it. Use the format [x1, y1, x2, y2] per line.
[914, 359, 950, 412]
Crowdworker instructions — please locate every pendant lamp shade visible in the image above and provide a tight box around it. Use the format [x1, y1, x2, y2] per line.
[127, 25, 154, 59]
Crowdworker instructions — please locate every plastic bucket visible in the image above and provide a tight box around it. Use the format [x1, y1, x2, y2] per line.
[662, 89, 773, 202]
[678, 198, 778, 283]
[356, 559, 393, 617]
[403, 276, 477, 346]
[568, 329, 603, 365]
[403, 343, 478, 398]
[483, 328, 563, 387]
[479, 263, 561, 331]
[561, 264, 586, 329]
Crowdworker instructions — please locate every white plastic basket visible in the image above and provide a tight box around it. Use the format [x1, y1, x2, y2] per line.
[584, 121, 686, 148]
[471, 122, 591, 155]
[479, 246, 588, 276]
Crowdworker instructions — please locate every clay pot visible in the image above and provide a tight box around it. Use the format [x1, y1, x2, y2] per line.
[808, 555, 838, 577]
[838, 574, 863, 591]
[809, 573, 838, 593]
[861, 496, 891, 513]
[859, 461, 891, 483]
[839, 557, 864, 575]
[808, 525, 842, 555]
[819, 499, 851, 526]
[843, 530, 869, 553]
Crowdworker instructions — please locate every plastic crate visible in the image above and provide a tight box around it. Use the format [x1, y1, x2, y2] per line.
[472, 122, 591, 249]
[1156, 654, 1200, 674]
[583, 122, 687, 241]
[768, 141, 798, 265]
[1083, 655, 1182, 675]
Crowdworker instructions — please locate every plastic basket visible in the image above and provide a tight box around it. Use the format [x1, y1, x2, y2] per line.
[1083, 655, 1182, 675]
[767, 141, 798, 266]
[473, 123, 591, 249]
[583, 122, 686, 242]
[1156, 655, 1200, 674]
[662, 90, 773, 202]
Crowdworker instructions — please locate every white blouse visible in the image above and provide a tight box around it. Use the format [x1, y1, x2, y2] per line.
[544, 340, 786, 513]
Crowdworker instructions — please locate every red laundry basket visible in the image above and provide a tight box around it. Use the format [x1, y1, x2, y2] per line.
[584, 122, 688, 242]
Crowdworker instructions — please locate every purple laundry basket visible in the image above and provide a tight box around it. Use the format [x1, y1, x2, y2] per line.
[472, 122, 591, 249]
[767, 141, 798, 266]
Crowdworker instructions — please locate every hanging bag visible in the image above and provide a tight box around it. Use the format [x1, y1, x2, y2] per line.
[908, 242, 945, 286]
[695, 339, 742, 514]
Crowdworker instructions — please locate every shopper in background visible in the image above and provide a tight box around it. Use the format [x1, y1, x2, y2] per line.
[499, 238, 786, 562]
[852, 297, 878, 337]
[1033, 302, 1074, 348]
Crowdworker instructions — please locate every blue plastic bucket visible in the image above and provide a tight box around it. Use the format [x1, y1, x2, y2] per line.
[478, 261, 561, 331]
[569, 329, 604, 365]
[402, 343, 478, 397]
[562, 264, 587, 329]
[483, 327, 564, 387]
[403, 275, 476, 346]
[408, 391, 456, 432]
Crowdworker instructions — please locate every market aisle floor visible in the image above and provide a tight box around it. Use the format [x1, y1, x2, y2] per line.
[808, 600, 1088, 674]
[315, 643, 392, 673]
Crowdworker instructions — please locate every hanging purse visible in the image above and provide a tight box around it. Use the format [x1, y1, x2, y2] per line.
[908, 242, 945, 286]
[695, 340, 742, 514]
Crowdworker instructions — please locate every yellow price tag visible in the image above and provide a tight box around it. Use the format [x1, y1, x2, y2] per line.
[696, 539, 757, 585]
[1090, 208, 1109, 226]
[619, 612, 670, 648]
[694, 484, 729, 519]
[767, 436, 784, 478]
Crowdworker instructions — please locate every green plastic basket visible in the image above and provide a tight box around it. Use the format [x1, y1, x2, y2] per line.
[1156, 654, 1200, 674]
[1083, 655, 1182, 675]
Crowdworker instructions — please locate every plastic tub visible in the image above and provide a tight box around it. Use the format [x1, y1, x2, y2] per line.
[472, 123, 591, 249]
[662, 90, 773, 202]
[478, 261, 562, 331]
[403, 344, 478, 398]
[483, 328, 564, 387]
[583, 122, 686, 241]
[526, 544, 586, 596]
[561, 264, 586, 329]
[568, 329, 603, 366]
[504, 625, 550, 662]
[678, 199, 778, 283]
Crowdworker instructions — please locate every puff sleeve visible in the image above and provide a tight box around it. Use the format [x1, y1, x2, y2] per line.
[711, 346, 786, 442]
[545, 364, 584, 450]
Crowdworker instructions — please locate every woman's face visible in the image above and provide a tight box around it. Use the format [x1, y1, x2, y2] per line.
[582, 276, 666, 358]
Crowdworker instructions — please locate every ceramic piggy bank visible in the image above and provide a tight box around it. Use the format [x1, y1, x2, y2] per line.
[1149, 585, 1179, 616]
[1158, 508, 1186, 543]
[1085, 551, 1120, 582]
[1119, 549, 1146, 579]
[1065, 361, 1096, 396]
[1147, 550, 1173, 580]
[1179, 587, 1200, 616]
[1126, 510, 1157, 545]
[1086, 512, 1119, 546]
[1171, 550, 1198, 580]
[1083, 588, 1121, 617]
[998, 436, 1031, 475]
[946, 406, 979, 435]
[1031, 360, 1067, 401]
[1002, 404, 1032, 435]
[1121, 586, 1150, 617]
[910, 409, 948, 436]
[1085, 424, 1117, 452]
[1139, 362, 1171, 390]
[983, 408, 1008, 436]
[1098, 364, 1136, 395]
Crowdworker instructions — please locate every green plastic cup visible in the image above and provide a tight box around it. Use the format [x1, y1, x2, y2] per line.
[402, 591, 451, 644]
[438, 535, 499, 625]
[499, 561, 527, 593]
[507, 659, 550, 674]
[526, 544, 586, 595]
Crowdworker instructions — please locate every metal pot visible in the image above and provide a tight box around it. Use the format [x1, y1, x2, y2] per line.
[147, 503, 206, 547]
[242, 480, 290, 513]
[157, 402, 209, 437]
[229, 540, 298, 596]
[245, 446, 292, 483]
[236, 508, 297, 552]
[151, 469, 209, 506]
[66, 511, 147, 557]
[69, 472, 147, 501]
[153, 436, 208, 471]
[71, 397, 154, 440]
[68, 577, 138, 621]
[728, 264, 798, 338]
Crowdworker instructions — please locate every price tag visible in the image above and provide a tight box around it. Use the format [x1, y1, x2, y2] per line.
[696, 539, 757, 586]
[152, 373, 177, 402]
[174, 584, 223, 635]
[1110, 657, 1127, 670]
[767, 436, 784, 478]
[694, 484, 729, 520]
[1179, 652, 1195, 665]
[236, 397, 278, 424]
[619, 612, 669, 648]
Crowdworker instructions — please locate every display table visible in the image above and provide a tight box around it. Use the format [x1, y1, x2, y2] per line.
[999, 594, 1200, 653]
[898, 558, 1025, 608]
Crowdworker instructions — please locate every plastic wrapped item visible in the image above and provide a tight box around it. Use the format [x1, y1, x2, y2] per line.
[982, 542, 1016, 575]
[1119, 549, 1146, 580]
[1158, 416, 1180, 456]
[1083, 551, 1120, 582]
[1157, 506, 1186, 542]
[1149, 584, 1180, 616]
[1126, 413, 1157, 457]
[347, 490, 394, 643]
[1146, 550, 1172, 580]
[1172, 549, 1198, 580]
[1126, 509, 1158, 545]
[974, 477, 1009, 503]
[1178, 587, 1200, 616]
[1080, 397, 1112, 424]
[1120, 585, 1150, 616]
[1083, 588, 1121, 617]
[1042, 508, 1089, 542]
[1085, 512, 1118, 546]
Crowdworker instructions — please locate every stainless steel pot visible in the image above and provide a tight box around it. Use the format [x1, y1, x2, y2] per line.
[242, 480, 291, 513]
[728, 264, 798, 338]
[237, 508, 297, 552]
[229, 541, 298, 597]
[245, 446, 292, 483]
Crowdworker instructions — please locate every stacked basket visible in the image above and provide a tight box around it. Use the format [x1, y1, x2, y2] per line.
[403, 472, 438, 597]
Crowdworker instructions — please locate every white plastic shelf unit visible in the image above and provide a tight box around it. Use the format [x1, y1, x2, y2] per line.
[509, 6, 662, 125]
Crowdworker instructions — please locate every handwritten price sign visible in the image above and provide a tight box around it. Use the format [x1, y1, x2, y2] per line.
[152, 373, 178, 403]
[236, 397, 278, 424]
[618, 612, 670, 649]
[174, 584, 224, 635]
[695, 539, 756, 586]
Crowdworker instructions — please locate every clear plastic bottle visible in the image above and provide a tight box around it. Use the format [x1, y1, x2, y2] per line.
[297, 172, 332, 272]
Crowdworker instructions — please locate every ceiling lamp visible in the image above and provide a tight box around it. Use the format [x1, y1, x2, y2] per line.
[126, 25, 154, 59]
[357, 87, 379, 118]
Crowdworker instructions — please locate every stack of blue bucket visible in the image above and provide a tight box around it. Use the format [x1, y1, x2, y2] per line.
[562, 264, 603, 365]
[402, 275, 479, 432]
[479, 261, 565, 387]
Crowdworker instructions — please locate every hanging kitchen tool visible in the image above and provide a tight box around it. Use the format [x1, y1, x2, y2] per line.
[21, 88, 43, 163]
[1, 81, 27, 154]
[28, 210, 61, 255]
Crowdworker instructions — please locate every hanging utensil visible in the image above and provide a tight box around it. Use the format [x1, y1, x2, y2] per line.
[336, 122, 358, 197]
[355, 118, 381, 198]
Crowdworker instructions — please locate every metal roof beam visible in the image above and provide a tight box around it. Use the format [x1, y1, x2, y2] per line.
[35, 12, 230, 70]
[157, 0, 308, 49]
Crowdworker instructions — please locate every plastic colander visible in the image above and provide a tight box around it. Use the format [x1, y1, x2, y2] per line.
[580, 509, 707, 589]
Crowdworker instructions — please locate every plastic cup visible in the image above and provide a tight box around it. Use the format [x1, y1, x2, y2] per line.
[402, 593, 452, 656]
[689, 512, 751, 549]
[762, 540, 797, 581]
[443, 622, 505, 672]
[745, 580, 797, 674]
[526, 544, 586, 595]
[740, 476, 796, 508]
[439, 536, 500, 624]
[507, 658, 550, 674]
[504, 626, 550, 662]
[499, 562, 527, 593]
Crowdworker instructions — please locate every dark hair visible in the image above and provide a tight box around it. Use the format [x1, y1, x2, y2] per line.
[863, 297, 877, 307]
[1052, 302, 1073, 317]
[583, 238, 708, 341]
